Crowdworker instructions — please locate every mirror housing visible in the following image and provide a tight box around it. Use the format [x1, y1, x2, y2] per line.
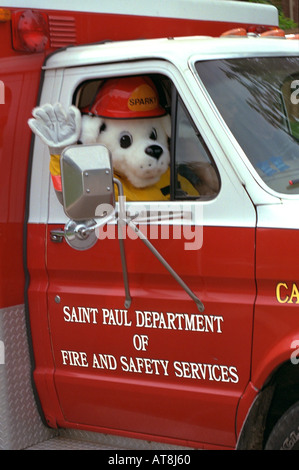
[60, 144, 115, 221]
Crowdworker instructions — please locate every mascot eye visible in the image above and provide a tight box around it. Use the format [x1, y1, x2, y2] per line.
[150, 128, 157, 141]
[120, 132, 133, 149]
[150, 127, 158, 140]
[99, 123, 106, 133]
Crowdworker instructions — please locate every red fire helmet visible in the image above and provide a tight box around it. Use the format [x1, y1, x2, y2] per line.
[81, 76, 167, 119]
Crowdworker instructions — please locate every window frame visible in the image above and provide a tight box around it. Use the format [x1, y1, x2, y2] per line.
[37, 58, 256, 228]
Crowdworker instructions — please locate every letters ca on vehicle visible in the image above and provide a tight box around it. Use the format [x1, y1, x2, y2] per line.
[2, 0, 299, 451]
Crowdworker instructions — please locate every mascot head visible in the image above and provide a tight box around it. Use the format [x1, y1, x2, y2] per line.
[80, 76, 171, 188]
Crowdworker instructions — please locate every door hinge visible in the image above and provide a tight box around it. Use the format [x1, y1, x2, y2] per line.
[50, 229, 64, 243]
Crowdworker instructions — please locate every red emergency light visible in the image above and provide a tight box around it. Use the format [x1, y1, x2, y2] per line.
[0, 8, 11, 22]
[12, 10, 49, 52]
[260, 28, 285, 37]
[221, 27, 247, 37]
[221, 26, 297, 39]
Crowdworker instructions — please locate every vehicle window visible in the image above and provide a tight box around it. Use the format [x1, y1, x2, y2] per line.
[195, 57, 299, 195]
[74, 74, 220, 202]
[172, 94, 220, 200]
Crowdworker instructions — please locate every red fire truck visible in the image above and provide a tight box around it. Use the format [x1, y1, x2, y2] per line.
[1, 0, 299, 451]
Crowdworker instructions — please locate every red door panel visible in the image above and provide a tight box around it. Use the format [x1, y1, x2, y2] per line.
[40, 222, 256, 447]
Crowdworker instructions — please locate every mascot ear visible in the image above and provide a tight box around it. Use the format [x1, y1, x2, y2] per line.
[160, 114, 171, 138]
[80, 115, 104, 144]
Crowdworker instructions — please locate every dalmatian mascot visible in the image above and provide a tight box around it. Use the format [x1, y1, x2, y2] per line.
[28, 76, 197, 202]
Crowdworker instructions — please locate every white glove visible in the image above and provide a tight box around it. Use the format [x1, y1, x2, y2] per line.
[28, 103, 81, 153]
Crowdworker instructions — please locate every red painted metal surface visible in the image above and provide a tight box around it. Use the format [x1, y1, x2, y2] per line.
[252, 228, 299, 389]
[26, 223, 256, 448]
[0, 53, 43, 308]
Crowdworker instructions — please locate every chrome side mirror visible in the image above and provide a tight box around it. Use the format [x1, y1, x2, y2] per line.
[60, 144, 114, 221]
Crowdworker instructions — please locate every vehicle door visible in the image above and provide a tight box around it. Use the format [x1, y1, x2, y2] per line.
[27, 59, 257, 448]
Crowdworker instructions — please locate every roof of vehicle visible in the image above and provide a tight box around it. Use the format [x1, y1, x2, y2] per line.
[43, 35, 299, 70]
[3, 0, 278, 25]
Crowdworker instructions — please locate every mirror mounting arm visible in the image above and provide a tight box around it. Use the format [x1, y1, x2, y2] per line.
[125, 217, 204, 312]
[114, 178, 132, 309]
[114, 179, 204, 313]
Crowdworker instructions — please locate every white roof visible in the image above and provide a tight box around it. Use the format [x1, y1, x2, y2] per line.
[44, 36, 299, 70]
[4, 0, 278, 25]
